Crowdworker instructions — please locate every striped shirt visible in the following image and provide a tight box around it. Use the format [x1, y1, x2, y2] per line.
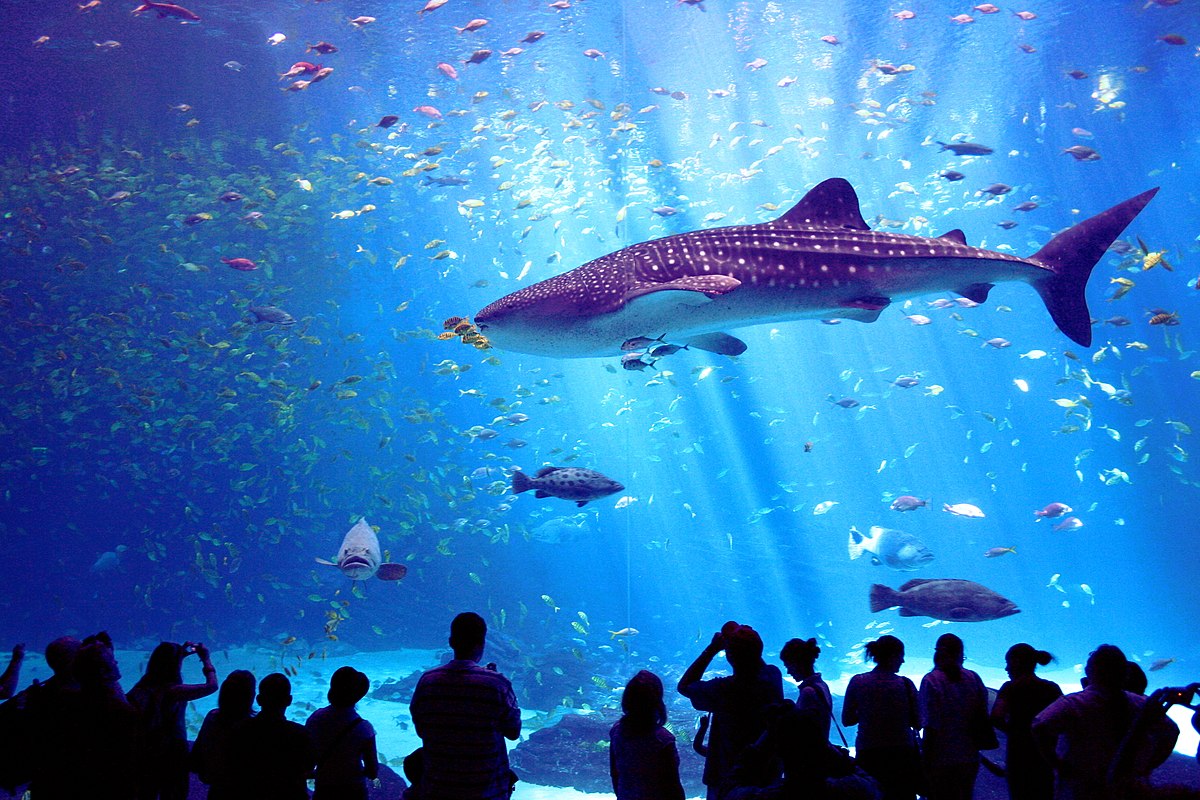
[410, 659, 522, 800]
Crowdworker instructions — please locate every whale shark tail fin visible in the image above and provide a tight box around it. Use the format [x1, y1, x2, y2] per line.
[1030, 187, 1158, 348]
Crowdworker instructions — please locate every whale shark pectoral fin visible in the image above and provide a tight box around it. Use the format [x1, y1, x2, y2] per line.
[775, 177, 871, 230]
[376, 563, 407, 581]
[683, 332, 747, 356]
[625, 274, 742, 302]
[957, 283, 994, 304]
[836, 296, 891, 322]
[315, 557, 337, 566]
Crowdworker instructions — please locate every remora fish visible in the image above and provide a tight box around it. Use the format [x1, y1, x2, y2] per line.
[848, 525, 934, 571]
[315, 518, 407, 581]
[474, 178, 1157, 357]
[870, 578, 1019, 622]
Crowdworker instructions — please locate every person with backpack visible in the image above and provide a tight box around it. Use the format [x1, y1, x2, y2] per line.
[305, 666, 379, 800]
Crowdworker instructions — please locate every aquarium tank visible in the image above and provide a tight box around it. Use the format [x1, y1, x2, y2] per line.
[1, 0, 1197, 796]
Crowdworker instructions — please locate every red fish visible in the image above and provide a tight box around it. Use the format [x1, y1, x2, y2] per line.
[132, 2, 200, 21]
[280, 62, 320, 79]
[221, 257, 257, 271]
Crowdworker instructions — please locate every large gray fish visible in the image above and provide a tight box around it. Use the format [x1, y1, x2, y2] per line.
[316, 518, 407, 581]
[512, 466, 624, 507]
[848, 525, 934, 571]
[473, 178, 1157, 357]
[870, 578, 1019, 622]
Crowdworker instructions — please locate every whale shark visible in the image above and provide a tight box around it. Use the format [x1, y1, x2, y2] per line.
[474, 178, 1157, 357]
[316, 518, 407, 582]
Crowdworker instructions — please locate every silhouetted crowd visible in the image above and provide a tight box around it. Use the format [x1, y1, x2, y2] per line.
[0, 616, 1196, 800]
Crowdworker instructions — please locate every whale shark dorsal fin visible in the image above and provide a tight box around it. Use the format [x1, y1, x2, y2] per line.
[939, 228, 968, 245]
[776, 178, 870, 231]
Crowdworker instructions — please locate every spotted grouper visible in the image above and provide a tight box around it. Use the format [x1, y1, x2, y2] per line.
[512, 466, 624, 507]
[870, 578, 1019, 622]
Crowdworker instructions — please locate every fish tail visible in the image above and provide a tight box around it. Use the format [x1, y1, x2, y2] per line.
[511, 470, 533, 494]
[1029, 187, 1158, 347]
[869, 584, 901, 613]
[847, 527, 865, 561]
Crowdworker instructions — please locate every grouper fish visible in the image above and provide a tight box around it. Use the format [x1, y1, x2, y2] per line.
[474, 178, 1157, 357]
[316, 518, 407, 581]
[870, 578, 1019, 622]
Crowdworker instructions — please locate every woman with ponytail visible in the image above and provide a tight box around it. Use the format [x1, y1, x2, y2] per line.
[991, 643, 1063, 800]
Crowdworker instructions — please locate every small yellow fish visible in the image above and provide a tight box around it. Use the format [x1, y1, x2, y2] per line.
[295, 178, 313, 191]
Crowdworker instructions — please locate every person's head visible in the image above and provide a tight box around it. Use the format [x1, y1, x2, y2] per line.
[328, 666, 370, 708]
[257, 672, 292, 712]
[140, 641, 186, 687]
[44, 636, 81, 677]
[780, 637, 820, 681]
[218, 670, 256, 718]
[621, 670, 667, 731]
[449, 612, 487, 661]
[723, 623, 765, 675]
[1005, 643, 1054, 678]
[934, 633, 965, 675]
[75, 634, 121, 689]
[1125, 662, 1148, 695]
[865, 635, 905, 671]
[1084, 644, 1128, 691]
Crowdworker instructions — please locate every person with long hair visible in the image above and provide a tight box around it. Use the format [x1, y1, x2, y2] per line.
[919, 633, 992, 800]
[191, 670, 256, 799]
[842, 634, 921, 800]
[127, 640, 218, 800]
[991, 643, 1062, 800]
[609, 670, 685, 800]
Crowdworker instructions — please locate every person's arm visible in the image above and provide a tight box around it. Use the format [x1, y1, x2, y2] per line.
[841, 676, 859, 727]
[609, 733, 619, 794]
[990, 683, 1011, 732]
[917, 673, 935, 731]
[662, 736, 685, 800]
[678, 633, 723, 695]
[500, 679, 521, 740]
[168, 643, 218, 702]
[0, 643, 25, 699]
[362, 733, 379, 781]
[1030, 702, 1065, 771]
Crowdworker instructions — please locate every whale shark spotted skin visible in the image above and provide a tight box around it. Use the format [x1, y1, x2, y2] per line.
[474, 178, 1158, 358]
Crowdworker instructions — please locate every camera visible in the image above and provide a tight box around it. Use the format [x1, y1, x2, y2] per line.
[1162, 685, 1199, 710]
[183, 642, 198, 655]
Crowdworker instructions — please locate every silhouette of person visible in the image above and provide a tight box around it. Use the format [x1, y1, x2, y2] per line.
[781, 637, 833, 741]
[127, 640, 219, 800]
[990, 643, 1062, 800]
[678, 621, 784, 800]
[1032, 643, 1178, 800]
[306, 666, 379, 800]
[409, 611, 521, 800]
[229, 672, 315, 800]
[73, 631, 139, 800]
[1125, 662, 1149, 696]
[192, 669, 257, 799]
[23, 636, 82, 799]
[609, 670, 685, 800]
[842, 634, 921, 800]
[0, 643, 24, 699]
[918, 633, 991, 800]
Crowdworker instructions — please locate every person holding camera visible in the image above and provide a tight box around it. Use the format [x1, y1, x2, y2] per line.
[678, 621, 784, 800]
[127, 640, 219, 800]
[409, 612, 522, 800]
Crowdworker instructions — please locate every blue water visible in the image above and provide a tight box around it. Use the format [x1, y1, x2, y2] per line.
[1, 0, 1197, 778]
